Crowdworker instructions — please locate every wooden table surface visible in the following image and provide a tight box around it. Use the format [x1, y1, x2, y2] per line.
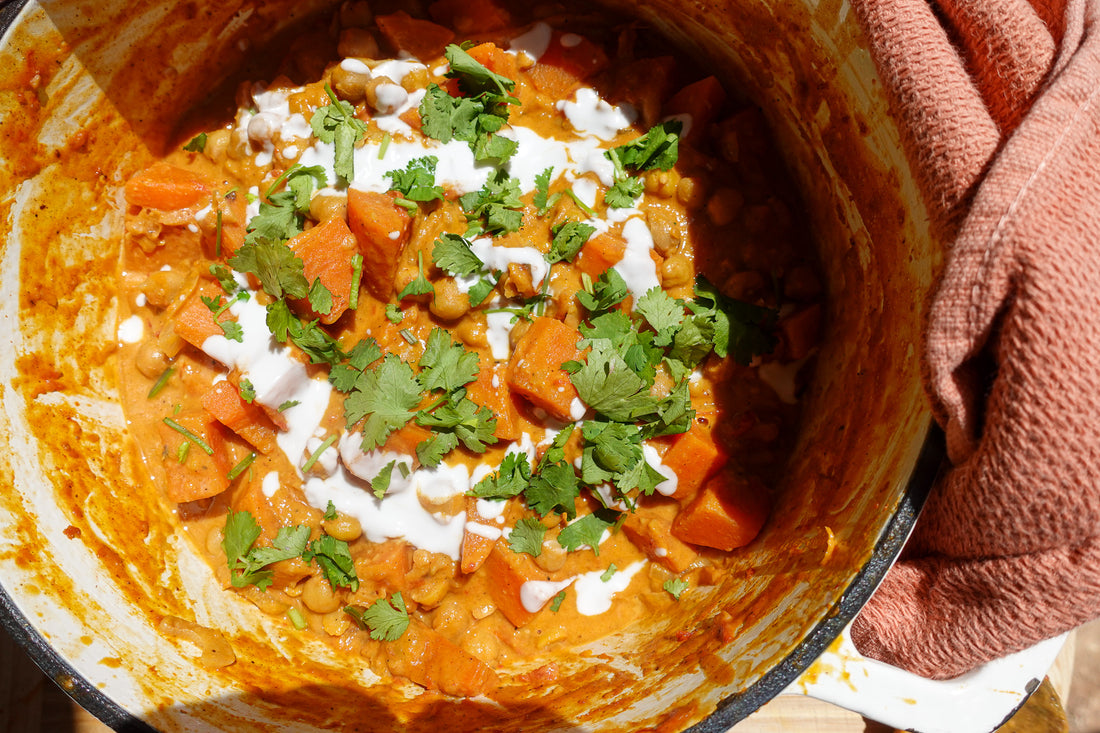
[0, 624, 1075, 732]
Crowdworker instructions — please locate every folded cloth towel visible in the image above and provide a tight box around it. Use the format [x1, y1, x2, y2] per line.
[847, 0, 1100, 679]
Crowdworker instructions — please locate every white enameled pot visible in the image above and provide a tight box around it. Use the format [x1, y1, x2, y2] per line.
[0, 0, 1005, 730]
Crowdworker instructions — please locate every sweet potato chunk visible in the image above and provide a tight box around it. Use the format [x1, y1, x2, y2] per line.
[172, 280, 236, 349]
[201, 381, 279, 454]
[660, 415, 728, 500]
[159, 411, 231, 503]
[375, 11, 454, 61]
[574, 233, 626, 278]
[125, 162, 211, 210]
[347, 189, 413, 301]
[483, 541, 550, 627]
[666, 76, 727, 142]
[506, 316, 584, 421]
[466, 355, 520, 440]
[287, 217, 358, 324]
[388, 619, 499, 697]
[671, 472, 770, 551]
[621, 501, 699, 573]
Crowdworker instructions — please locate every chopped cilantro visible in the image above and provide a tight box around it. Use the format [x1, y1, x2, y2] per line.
[346, 592, 409, 641]
[222, 510, 310, 591]
[600, 564, 618, 582]
[287, 607, 308, 630]
[371, 459, 396, 498]
[183, 132, 207, 153]
[311, 84, 368, 182]
[549, 590, 567, 612]
[301, 434, 337, 473]
[558, 509, 619, 555]
[323, 501, 338, 521]
[459, 169, 523, 236]
[663, 577, 689, 599]
[385, 156, 445, 203]
[162, 417, 214, 456]
[546, 221, 596, 264]
[418, 328, 479, 394]
[415, 396, 497, 454]
[604, 176, 644, 208]
[308, 277, 333, 316]
[467, 276, 496, 306]
[576, 270, 629, 314]
[385, 303, 404, 324]
[468, 452, 532, 499]
[238, 379, 256, 403]
[398, 251, 434, 300]
[508, 517, 546, 556]
[445, 43, 517, 99]
[229, 240, 309, 300]
[416, 432, 459, 468]
[343, 353, 422, 450]
[568, 340, 659, 423]
[227, 452, 256, 481]
[433, 232, 483, 276]
[606, 120, 682, 173]
[147, 365, 174, 399]
[533, 167, 554, 216]
[303, 534, 359, 590]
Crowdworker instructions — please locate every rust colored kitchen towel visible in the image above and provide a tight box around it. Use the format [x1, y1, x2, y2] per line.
[847, 0, 1100, 679]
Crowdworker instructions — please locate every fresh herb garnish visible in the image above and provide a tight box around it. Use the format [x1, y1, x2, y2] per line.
[346, 592, 409, 641]
[183, 132, 207, 153]
[311, 84, 368, 182]
[508, 517, 546, 556]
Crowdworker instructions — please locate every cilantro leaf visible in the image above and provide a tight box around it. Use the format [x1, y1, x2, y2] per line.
[534, 167, 554, 216]
[323, 501, 338, 521]
[285, 165, 328, 213]
[691, 276, 778, 365]
[311, 85, 368, 182]
[467, 276, 496, 306]
[229, 240, 309, 300]
[416, 397, 498, 454]
[549, 590, 566, 612]
[558, 509, 619, 555]
[385, 156, 445, 203]
[604, 176, 644, 208]
[239, 379, 256, 403]
[419, 83, 483, 145]
[607, 120, 682, 173]
[416, 431, 459, 467]
[344, 354, 422, 450]
[459, 169, 523, 236]
[303, 534, 359, 590]
[222, 511, 311, 591]
[371, 460, 396, 499]
[398, 250, 434, 300]
[308, 277, 333, 316]
[183, 132, 207, 153]
[418, 328, 480, 393]
[433, 233, 484, 277]
[508, 517, 546, 556]
[247, 525, 311, 568]
[222, 510, 262, 579]
[576, 270, 629, 314]
[210, 263, 238, 294]
[600, 564, 618, 581]
[526, 460, 580, 519]
[468, 452, 532, 499]
[445, 43, 517, 98]
[347, 338, 383, 370]
[546, 221, 596, 264]
[347, 592, 409, 641]
[569, 340, 659, 422]
[664, 577, 689, 599]
[385, 303, 404, 324]
[636, 288, 686, 346]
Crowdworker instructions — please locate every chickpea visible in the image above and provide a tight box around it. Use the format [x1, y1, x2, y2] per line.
[301, 574, 341, 614]
[646, 207, 684, 256]
[203, 129, 231, 164]
[401, 66, 429, 92]
[430, 277, 470, 321]
[134, 341, 170, 380]
[331, 62, 373, 104]
[143, 268, 188, 308]
[322, 513, 362, 542]
[676, 175, 707, 210]
[431, 596, 471, 637]
[454, 312, 489, 349]
[533, 538, 567, 573]
[322, 609, 352, 637]
[338, 28, 380, 61]
[461, 621, 503, 664]
[644, 169, 679, 198]
[364, 76, 408, 115]
[309, 192, 348, 223]
[661, 253, 693, 288]
[226, 125, 251, 161]
[706, 187, 744, 227]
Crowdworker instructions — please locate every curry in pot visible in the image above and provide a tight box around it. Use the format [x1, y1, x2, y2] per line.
[116, 0, 822, 697]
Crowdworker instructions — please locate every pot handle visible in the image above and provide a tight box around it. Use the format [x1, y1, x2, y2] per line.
[783, 622, 1066, 732]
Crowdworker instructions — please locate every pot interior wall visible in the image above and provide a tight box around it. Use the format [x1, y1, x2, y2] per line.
[0, 0, 937, 730]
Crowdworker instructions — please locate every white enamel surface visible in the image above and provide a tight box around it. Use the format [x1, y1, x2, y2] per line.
[787, 623, 1066, 732]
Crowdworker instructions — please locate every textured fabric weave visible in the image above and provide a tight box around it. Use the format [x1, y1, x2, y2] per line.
[847, 0, 1100, 679]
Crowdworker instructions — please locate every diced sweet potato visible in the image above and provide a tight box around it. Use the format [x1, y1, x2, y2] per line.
[460, 498, 499, 574]
[671, 471, 770, 551]
[172, 280, 236, 349]
[356, 539, 412, 591]
[201, 381, 279, 454]
[159, 411, 231, 503]
[388, 619, 499, 697]
[527, 32, 609, 99]
[666, 76, 727, 142]
[483, 541, 550, 627]
[466, 355, 519, 440]
[779, 303, 822, 361]
[230, 480, 312, 588]
[574, 233, 625, 278]
[375, 11, 454, 61]
[287, 217, 358, 324]
[465, 42, 519, 81]
[125, 162, 212, 210]
[347, 189, 413, 301]
[659, 414, 728, 500]
[621, 501, 699, 573]
[506, 316, 583, 421]
[429, 0, 513, 34]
